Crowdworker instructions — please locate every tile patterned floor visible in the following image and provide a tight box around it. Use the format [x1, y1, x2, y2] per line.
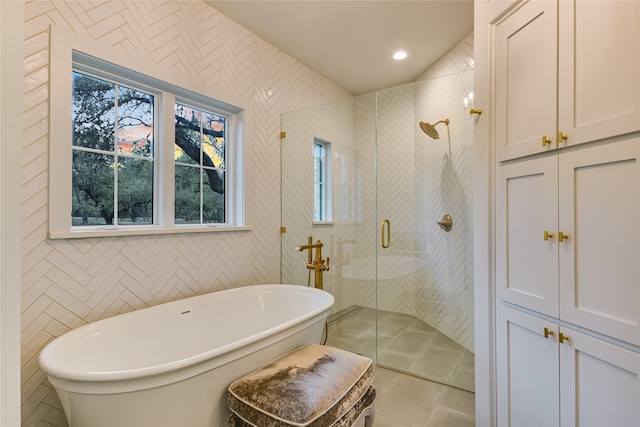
[326, 306, 475, 426]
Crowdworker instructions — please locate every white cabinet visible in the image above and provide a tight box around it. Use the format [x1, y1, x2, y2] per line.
[496, 305, 559, 427]
[496, 155, 558, 316]
[558, 141, 640, 345]
[482, 1, 640, 426]
[497, 138, 640, 345]
[495, 0, 557, 160]
[495, 0, 640, 161]
[497, 304, 640, 427]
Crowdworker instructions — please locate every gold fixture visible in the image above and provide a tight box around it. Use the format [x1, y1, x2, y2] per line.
[381, 220, 390, 248]
[280, 131, 287, 138]
[419, 119, 449, 139]
[438, 214, 453, 232]
[542, 136, 552, 146]
[544, 327, 555, 339]
[558, 232, 569, 243]
[544, 230, 554, 241]
[295, 236, 330, 290]
[280, 227, 287, 233]
[469, 108, 483, 116]
[558, 131, 568, 143]
[559, 332, 570, 344]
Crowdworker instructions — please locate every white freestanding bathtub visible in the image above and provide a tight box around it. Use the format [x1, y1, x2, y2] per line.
[39, 284, 334, 427]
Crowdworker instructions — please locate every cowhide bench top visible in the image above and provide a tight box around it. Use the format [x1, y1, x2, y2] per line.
[227, 344, 375, 427]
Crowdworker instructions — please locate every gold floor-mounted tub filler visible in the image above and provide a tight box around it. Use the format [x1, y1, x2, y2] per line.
[295, 236, 330, 290]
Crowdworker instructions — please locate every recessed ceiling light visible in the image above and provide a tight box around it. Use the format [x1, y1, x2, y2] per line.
[393, 51, 408, 60]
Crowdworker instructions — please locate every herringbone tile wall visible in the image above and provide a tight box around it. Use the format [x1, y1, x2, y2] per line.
[21, 1, 350, 426]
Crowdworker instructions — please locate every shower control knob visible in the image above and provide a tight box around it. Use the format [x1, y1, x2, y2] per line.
[437, 214, 453, 232]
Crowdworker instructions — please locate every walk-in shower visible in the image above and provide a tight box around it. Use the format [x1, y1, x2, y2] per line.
[281, 68, 474, 392]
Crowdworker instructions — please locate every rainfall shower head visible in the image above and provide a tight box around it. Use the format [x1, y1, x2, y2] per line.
[419, 118, 450, 139]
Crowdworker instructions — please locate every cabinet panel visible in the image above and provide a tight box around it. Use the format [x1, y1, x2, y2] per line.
[497, 157, 558, 316]
[559, 1, 640, 146]
[559, 327, 640, 427]
[495, 0, 557, 161]
[482, 0, 521, 21]
[497, 305, 559, 427]
[559, 139, 640, 345]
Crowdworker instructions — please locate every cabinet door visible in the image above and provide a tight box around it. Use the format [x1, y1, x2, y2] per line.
[495, 0, 557, 161]
[559, 327, 640, 427]
[496, 305, 559, 427]
[559, 138, 640, 345]
[496, 156, 559, 316]
[558, 1, 640, 147]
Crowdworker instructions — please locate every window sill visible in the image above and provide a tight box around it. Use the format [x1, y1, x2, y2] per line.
[312, 221, 334, 226]
[48, 225, 253, 239]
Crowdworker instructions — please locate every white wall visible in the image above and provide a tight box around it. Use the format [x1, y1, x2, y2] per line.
[20, 2, 350, 425]
[1, 2, 25, 426]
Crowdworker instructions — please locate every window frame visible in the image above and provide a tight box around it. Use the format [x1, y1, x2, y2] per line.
[49, 27, 252, 239]
[313, 138, 332, 224]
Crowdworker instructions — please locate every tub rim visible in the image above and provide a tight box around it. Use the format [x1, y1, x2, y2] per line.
[39, 284, 334, 383]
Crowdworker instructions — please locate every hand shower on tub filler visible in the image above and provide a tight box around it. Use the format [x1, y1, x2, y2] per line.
[295, 236, 330, 290]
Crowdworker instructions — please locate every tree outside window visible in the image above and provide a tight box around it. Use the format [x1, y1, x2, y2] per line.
[71, 72, 154, 226]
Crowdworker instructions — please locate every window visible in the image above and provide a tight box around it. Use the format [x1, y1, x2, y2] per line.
[49, 28, 250, 238]
[71, 71, 156, 227]
[313, 138, 332, 222]
[174, 103, 226, 224]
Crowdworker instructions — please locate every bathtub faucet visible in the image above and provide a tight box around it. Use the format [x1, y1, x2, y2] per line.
[295, 236, 330, 290]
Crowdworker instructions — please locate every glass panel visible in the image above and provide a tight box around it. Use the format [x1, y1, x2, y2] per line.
[375, 72, 475, 392]
[117, 157, 153, 225]
[116, 86, 154, 157]
[203, 170, 225, 223]
[202, 111, 225, 169]
[72, 72, 115, 151]
[72, 150, 114, 226]
[175, 103, 201, 166]
[175, 164, 201, 224]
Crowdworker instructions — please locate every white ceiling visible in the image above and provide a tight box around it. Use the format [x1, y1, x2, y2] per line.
[205, 1, 474, 94]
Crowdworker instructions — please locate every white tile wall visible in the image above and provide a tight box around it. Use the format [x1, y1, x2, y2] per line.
[21, 2, 350, 426]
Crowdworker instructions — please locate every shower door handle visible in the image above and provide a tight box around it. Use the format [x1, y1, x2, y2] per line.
[381, 219, 390, 249]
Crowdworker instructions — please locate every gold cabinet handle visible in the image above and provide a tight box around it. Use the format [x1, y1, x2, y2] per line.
[558, 232, 569, 243]
[558, 131, 568, 143]
[559, 332, 570, 344]
[381, 219, 390, 249]
[544, 327, 555, 339]
[544, 230, 554, 241]
[470, 108, 483, 115]
[542, 136, 552, 146]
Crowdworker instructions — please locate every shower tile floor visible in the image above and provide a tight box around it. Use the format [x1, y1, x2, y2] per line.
[326, 306, 475, 427]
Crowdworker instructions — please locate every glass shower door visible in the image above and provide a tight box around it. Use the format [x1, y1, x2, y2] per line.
[374, 73, 475, 391]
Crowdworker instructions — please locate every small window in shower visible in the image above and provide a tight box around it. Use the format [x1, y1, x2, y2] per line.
[313, 138, 332, 223]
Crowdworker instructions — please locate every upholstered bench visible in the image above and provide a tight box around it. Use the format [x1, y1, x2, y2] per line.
[227, 344, 375, 426]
